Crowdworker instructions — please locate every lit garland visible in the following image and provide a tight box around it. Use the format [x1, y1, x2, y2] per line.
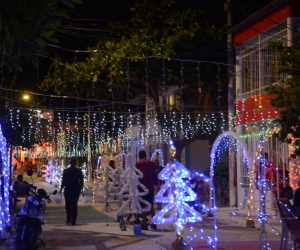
[227, 129, 290, 249]
[209, 131, 252, 216]
[286, 135, 299, 190]
[188, 171, 217, 249]
[0, 124, 10, 239]
[150, 149, 164, 167]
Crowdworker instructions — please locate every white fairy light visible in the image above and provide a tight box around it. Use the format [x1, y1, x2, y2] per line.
[153, 143, 202, 244]
[117, 153, 151, 215]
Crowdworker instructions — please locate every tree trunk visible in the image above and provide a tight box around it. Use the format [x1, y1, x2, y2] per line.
[134, 76, 162, 123]
[173, 137, 195, 163]
[135, 76, 199, 164]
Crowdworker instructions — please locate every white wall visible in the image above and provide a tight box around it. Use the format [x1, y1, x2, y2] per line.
[186, 140, 210, 173]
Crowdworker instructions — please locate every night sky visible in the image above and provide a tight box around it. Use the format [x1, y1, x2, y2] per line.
[8, 0, 274, 105]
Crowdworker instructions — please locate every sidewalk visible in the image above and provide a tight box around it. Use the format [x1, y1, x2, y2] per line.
[2, 175, 290, 250]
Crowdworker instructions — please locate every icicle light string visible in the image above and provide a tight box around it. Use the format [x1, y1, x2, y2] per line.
[6, 112, 270, 148]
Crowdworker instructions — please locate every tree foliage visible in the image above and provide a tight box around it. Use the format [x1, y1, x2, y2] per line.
[39, 0, 229, 161]
[0, 0, 82, 72]
[40, 0, 228, 109]
[266, 37, 300, 142]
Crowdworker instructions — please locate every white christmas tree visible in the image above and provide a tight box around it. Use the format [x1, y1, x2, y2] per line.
[117, 153, 151, 215]
[45, 162, 54, 183]
[107, 152, 125, 205]
[80, 162, 89, 191]
[152, 144, 202, 242]
[95, 155, 114, 198]
[53, 158, 66, 188]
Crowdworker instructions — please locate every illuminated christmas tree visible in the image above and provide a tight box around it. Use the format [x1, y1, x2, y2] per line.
[152, 142, 202, 247]
[53, 158, 66, 188]
[45, 161, 54, 183]
[107, 152, 125, 206]
[95, 155, 114, 198]
[117, 153, 151, 215]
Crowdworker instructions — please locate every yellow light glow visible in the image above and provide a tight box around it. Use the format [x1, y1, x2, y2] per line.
[23, 94, 30, 100]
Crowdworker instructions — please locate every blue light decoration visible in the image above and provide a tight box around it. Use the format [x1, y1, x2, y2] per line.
[187, 171, 217, 249]
[0, 124, 10, 239]
[209, 131, 251, 215]
[150, 148, 164, 167]
[152, 142, 203, 248]
[210, 131, 282, 249]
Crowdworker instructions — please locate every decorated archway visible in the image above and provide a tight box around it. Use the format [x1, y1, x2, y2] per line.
[209, 131, 253, 215]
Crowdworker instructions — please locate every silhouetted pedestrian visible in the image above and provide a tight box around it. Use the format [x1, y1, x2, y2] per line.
[60, 158, 84, 225]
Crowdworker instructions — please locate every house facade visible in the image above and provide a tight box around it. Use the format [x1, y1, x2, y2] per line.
[231, 0, 300, 214]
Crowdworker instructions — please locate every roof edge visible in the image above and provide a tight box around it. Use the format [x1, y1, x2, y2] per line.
[230, 0, 289, 35]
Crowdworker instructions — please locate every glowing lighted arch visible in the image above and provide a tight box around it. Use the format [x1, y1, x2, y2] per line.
[151, 149, 164, 167]
[210, 131, 252, 214]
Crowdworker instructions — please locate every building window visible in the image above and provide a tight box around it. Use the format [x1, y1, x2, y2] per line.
[239, 21, 287, 98]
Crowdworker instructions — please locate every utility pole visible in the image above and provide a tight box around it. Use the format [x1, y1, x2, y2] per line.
[225, 0, 237, 208]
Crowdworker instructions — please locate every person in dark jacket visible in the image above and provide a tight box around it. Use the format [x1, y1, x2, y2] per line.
[59, 158, 84, 225]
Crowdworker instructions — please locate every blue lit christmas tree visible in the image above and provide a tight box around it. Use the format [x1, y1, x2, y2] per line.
[153, 142, 202, 247]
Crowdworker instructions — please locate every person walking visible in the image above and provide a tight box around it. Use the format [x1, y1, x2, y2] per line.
[135, 150, 157, 230]
[59, 158, 84, 225]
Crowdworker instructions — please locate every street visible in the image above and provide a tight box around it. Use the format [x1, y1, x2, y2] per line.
[2, 174, 289, 250]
